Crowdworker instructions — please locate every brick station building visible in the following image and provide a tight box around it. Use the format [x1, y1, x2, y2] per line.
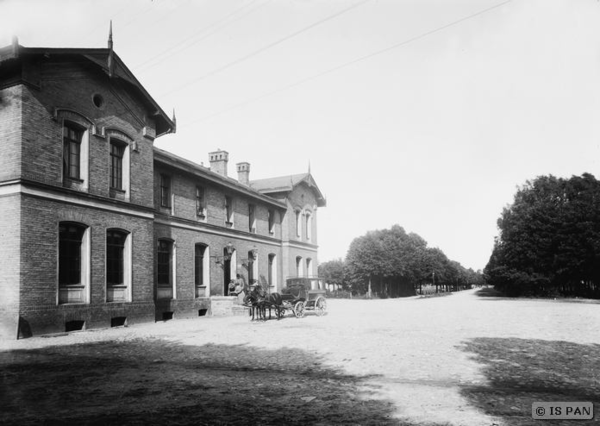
[0, 37, 326, 339]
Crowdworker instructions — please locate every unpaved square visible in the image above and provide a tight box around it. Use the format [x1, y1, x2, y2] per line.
[1, 289, 599, 425]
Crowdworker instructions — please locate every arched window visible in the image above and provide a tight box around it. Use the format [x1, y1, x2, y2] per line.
[106, 229, 131, 302]
[58, 222, 89, 304]
[306, 258, 313, 278]
[305, 211, 312, 241]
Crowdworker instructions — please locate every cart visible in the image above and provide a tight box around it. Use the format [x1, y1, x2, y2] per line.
[280, 277, 327, 318]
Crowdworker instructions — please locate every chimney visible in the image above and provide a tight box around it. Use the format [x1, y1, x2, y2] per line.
[236, 162, 250, 185]
[209, 149, 229, 177]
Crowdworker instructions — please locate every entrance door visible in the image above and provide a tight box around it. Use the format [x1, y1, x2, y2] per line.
[223, 256, 231, 295]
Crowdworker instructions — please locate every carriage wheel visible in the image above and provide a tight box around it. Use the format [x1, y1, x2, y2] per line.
[315, 297, 327, 316]
[293, 301, 305, 318]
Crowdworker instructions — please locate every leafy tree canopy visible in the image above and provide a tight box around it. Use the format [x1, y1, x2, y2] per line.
[484, 173, 600, 298]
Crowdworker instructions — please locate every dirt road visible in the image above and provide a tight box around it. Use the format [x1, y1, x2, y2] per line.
[1, 289, 599, 425]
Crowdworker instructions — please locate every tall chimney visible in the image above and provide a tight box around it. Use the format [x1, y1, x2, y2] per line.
[209, 150, 229, 177]
[237, 162, 250, 185]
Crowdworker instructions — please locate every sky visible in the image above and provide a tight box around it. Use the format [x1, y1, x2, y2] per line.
[2, 0, 600, 271]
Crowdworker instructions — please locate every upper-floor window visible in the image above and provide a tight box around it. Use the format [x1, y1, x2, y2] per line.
[305, 211, 312, 241]
[225, 196, 233, 226]
[160, 174, 171, 208]
[63, 122, 83, 180]
[268, 209, 275, 234]
[248, 204, 256, 233]
[110, 141, 126, 190]
[196, 186, 205, 218]
[295, 210, 301, 238]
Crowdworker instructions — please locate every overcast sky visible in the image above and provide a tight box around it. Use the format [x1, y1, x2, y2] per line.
[2, 0, 600, 271]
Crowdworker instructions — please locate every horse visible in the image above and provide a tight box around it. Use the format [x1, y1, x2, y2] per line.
[244, 284, 267, 321]
[244, 285, 284, 320]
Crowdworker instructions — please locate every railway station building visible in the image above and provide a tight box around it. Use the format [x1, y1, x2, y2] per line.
[0, 38, 326, 339]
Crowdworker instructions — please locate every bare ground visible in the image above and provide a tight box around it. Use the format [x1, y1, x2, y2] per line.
[1, 289, 599, 426]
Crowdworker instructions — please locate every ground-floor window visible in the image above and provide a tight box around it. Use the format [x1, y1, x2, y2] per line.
[306, 258, 313, 278]
[58, 222, 89, 304]
[106, 229, 131, 302]
[157, 239, 174, 299]
[195, 244, 209, 297]
[268, 253, 277, 289]
[296, 256, 303, 277]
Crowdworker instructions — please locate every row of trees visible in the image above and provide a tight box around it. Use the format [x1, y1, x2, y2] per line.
[484, 173, 600, 298]
[319, 225, 483, 298]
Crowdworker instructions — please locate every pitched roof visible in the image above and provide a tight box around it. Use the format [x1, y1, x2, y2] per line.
[251, 173, 327, 207]
[153, 147, 287, 209]
[0, 43, 175, 137]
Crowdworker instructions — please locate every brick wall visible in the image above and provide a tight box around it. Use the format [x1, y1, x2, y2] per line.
[20, 59, 156, 208]
[0, 194, 21, 339]
[18, 194, 156, 336]
[0, 85, 22, 182]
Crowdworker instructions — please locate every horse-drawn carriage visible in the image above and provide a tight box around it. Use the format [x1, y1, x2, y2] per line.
[244, 277, 327, 320]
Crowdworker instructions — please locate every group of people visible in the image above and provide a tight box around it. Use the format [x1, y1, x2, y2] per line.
[228, 274, 248, 304]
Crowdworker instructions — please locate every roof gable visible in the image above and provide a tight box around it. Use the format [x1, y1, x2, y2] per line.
[0, 44, 175, 137]
[251, 173, 326, 207]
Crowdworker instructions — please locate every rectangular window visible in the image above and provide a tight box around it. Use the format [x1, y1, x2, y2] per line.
[63, 123, 82, 180]
[196, 186, 205, 217]
[225, 196, 233, 226]
[160, 174, 171, 208]
[268, 254, 275, 287]
[110, 142, 125, 190]
[157, 240, 172, 286]
[195, 245, 205, 287]
[296, 211, 301, 238]
[249, 204, 256, 233]
[268, 210, 275, 234]
[106, 231, 125, 285]
[59, 222, 88, 304]
[107, 230, 130, 302]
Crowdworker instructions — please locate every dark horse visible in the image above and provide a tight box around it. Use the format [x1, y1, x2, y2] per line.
[244, 285, 283, 321]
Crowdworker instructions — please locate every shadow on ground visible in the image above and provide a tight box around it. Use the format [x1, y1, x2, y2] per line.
[459, 337, 600, 425]
[0, 338, 411, 426]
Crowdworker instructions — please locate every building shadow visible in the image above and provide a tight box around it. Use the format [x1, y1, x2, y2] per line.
[458, 337, 600, 424]
[0, 338, 411, 426]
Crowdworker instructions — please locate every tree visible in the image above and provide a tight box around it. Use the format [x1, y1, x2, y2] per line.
[344, 225, 470, 297]
[318, 259, 348, 291]
[485, 173, 600, 298]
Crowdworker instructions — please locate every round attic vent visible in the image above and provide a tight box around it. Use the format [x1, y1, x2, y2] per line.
[92, 94, 104, 109]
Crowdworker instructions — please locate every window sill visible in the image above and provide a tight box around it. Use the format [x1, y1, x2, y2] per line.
[225, 221, 234, 228]
[62, 178, 86, 191]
